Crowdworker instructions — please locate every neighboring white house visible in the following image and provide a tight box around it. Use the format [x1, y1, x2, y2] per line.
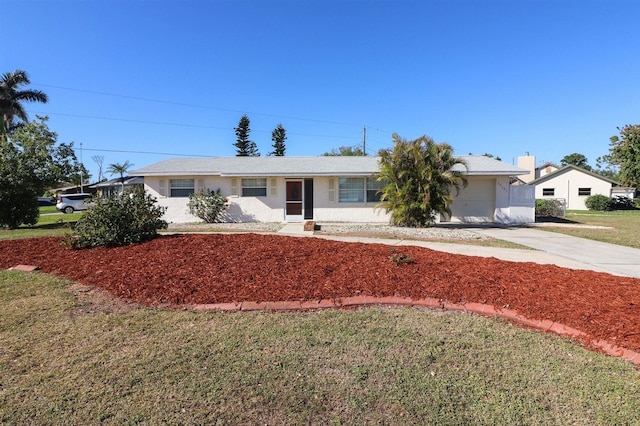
[130, 156, 534, 224]
[516, 154, 559, 183]
[529, 165, 628, 210]
[516, 153, 636, 210]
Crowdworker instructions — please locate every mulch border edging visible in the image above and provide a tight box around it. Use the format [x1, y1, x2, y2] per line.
[192, 297, 640, 367]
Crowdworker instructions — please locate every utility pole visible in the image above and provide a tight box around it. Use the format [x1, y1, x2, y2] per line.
[80, 142, 84, 192]
[363, 126, 366, 155]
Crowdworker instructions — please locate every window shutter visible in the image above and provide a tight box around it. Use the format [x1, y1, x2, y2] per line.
[159, 179, 167, 197]
[230, 179, 239, 196]
[197, 179, 205, 193]
[269, 178, 277, 197]
[328, 178, 336, 203]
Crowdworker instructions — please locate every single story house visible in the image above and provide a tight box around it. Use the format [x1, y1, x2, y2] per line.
[516, 154, 559, 183]
[529, 165, 634, 210]
[91, 176, 144, 198]
[130, 156, 534, 224]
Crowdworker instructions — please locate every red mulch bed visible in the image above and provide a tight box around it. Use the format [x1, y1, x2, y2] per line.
[1, 234, 639, 353]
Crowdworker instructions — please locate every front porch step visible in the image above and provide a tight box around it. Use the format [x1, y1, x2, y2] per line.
[277, 223, 315, 236]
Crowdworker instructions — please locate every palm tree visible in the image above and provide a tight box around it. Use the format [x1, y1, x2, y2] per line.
[107, 161, 134, 193]
[0, 70, 48, 138]
[377, 133, 467, 227]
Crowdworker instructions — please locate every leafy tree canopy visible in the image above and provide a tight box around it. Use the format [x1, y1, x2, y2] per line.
[269, 123, 287, 156]
[594, 155, 620, 181]
[608, 124, 640, 188]
[560, 153, 591, 171]
[0, 116, 79, 228]
[323, 145, 366, 156]
[234, 114, 259, 157]
[377, 134, 467, 227]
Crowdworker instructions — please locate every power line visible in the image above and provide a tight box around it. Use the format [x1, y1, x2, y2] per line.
[33, 82, 363, 128]
[29, 110, 361, 141]
[79, 147, 216, 157]
[31, 111, 230, 130]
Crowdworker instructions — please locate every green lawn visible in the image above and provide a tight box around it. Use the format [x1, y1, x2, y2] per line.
[1, 272, 639, 424]
[540, 209, 640, 249]
[0, 208, 80, 240]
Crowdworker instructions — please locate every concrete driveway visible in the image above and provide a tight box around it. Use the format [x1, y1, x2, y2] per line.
[282, 222, 639, 278]
[471, 226, 640, 278]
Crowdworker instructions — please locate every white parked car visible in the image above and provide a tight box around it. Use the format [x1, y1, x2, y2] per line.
[56, 193, 93, 213]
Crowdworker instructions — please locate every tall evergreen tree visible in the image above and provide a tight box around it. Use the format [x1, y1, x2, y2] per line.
[269, 123, 286, 156]
[234, 115, 259, 156]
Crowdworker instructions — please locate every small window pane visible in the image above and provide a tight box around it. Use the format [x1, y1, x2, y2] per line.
[578, 187, 591, 196]
[542, 188, 554, 196]
[339, 178, 364, 203]
[242, 178, 267, 197]
[366, 177, 384, 202]
[170, 179, 194, 197]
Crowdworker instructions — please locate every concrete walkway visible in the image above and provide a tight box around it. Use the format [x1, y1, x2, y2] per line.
[277, 223, 314, 236]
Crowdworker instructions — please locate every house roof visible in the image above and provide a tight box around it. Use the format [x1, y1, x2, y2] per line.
[90, 176, 144, 188]
[529, 164, 621, 186]
[536, 161, 559, 171]
[130, 156, 529, 177]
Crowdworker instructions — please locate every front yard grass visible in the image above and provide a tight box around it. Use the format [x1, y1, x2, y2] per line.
[540, 209, 640, 249]
[0, 208, 80, 241]
[2, 271, 639, 424]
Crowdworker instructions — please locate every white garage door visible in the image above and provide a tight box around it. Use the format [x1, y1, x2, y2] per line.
[448, 178, 495, 223]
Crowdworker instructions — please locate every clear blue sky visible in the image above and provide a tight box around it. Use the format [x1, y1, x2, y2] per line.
[3, 0, 639, 182]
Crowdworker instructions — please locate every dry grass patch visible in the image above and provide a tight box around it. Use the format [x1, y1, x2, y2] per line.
[540, 210, 640, 248]
[2, 271, 640, 424]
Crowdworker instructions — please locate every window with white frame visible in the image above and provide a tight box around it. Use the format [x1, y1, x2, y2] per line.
[366, 177, 384, 202]
[242, 178, 267, 196]
[338, 177, 384, 203]
[578, 187, 591, 196]
[170, 179, 194, 197]
[339, 178, 365, 202]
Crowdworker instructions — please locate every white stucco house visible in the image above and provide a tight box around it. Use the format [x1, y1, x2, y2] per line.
[529, 165, 633, 210]
[130, 155, 534, 225]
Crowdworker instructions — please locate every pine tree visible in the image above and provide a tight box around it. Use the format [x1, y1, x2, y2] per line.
[234, 115, 259, 156]
[269, 123, 286, 156]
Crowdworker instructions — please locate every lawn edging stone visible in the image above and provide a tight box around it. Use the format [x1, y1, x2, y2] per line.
[190, 297, 640, 368]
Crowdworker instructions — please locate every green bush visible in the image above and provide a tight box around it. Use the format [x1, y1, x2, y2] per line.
[188, 188, 227, 223]
[67, 187, 167, 249]
[610, 196, 637, 210]
[585, 194, 612, 211]
[535, 199, 564, 217]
